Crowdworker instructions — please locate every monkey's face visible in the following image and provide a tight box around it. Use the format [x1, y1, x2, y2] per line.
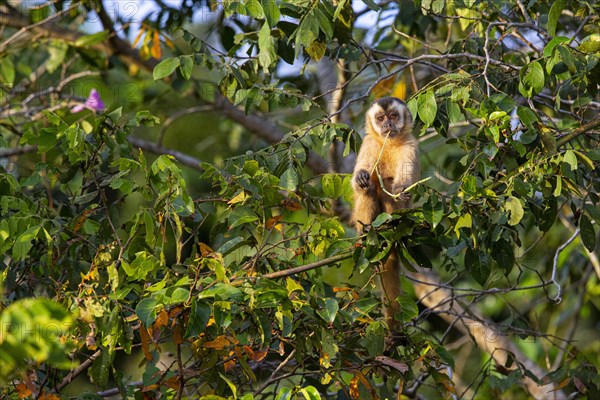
[366, 97, 413, 138]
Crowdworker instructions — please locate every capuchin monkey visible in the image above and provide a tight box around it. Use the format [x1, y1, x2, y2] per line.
[352, 97, 420, 332]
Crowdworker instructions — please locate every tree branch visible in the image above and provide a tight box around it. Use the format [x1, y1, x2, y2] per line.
[127, 136, 204, 171]
[556, 116, 600, 147]
[0, 145, 37, 158]
[54, 349, 102, 392]
[409, 270, 564, 399]
[213, 93, 329, 174]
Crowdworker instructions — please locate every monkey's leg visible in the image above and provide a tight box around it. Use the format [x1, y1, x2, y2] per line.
[379, 252, 402, 332]
[353, 187, 379, 233]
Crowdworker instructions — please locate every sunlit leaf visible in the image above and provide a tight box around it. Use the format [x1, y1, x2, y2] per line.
[153, 57, 180, 80]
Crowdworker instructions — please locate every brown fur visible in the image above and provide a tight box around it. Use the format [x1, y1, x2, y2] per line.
[352, 97, 420, 331]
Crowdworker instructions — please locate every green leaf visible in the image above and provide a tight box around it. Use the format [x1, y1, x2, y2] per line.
[492, 239, 515, 273]
[461, 175, 477, 196]
[578, 38, 600, 54]
[557, 46, 576, 73]
[573, 150, 595, 170]
[396, 295, 418, 323]
[246, 0, 264, 19]
[135, 298, 158, 326]
[46, 41, 68, 73]
[306, 40, 326, 61]
[299, 386, 322, 400]
[418, 90, 437, 126]
[279, 168, 298, 191]
[547, 0, 566, 37]
[229, 207, 259, 228]
[219, 373, 237, 398]
[258, 22, 277, 72]
[423, 201, 444, 228]
[321, 173, 343, 199]
[553, 175, 562, 197]
[562, 150, 578, 171]
[518, 61, 545, 97]
[167, 287, 190, 304]
[544, 36, 570, 57]
[320, 329, 339, 368]
[122, 252, 159, 280]
[298, 13, 318, 47]
[431, 0, 444, 13]
[275, 387, 292, 400]
[435, 345, 455, 369]
[153, 57, 180, 80]
[504, 196, 524, 226]
[179, 55, 194, 80]
[465, 248, 491, 286]
[317, 298, 339, 324]
[361, 321, 385, 356]
[454, 213, 472, 237]
[517, 106, 538, 131]
[372, 212, 393, 228]
[314, 6, 333, 40]
[89, 347, 114, 387]
[0, 56, 15, 87]
[13, 225, 40, 261]
[579, 214, 597, 252]
[362, 0, 381, 11]
[217, 236, 246, 256]
[261, 0, 280, 27]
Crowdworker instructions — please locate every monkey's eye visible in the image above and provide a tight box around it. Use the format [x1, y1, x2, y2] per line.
[389, 114, 398, 121]
[377, 116, 385, 122]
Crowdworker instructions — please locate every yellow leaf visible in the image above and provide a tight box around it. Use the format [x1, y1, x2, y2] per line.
[164, 36, 175, 49]
[333, 287, 352, 293]
[228, 191, 248, 206]
[392, 78, 408, 101]
[283, 199, 303, 211]
[253, 347, 269, 362]
[265, 215, 283, 230]
[129, 63, 139, 76]
[140, 324, 153, 361]
[132, 27, 145, 47]
[39, 394, 61, 400]
[203, 335, 238, 350]
[151, 31, 162, 59]
[224, 350, 236, 371]
[198, 242, 214, 257]
[153, 309, 169, 330]
[372, 75, 397, 99]
[15, 383, 31, 399]
[349, 375, 360, 399]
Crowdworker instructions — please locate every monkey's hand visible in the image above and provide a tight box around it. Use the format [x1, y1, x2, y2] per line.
[392, 183, 411, 202]
[354, 169, 372, 190]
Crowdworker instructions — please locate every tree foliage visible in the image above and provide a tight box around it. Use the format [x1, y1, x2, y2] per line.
[0, 0, 599, 399]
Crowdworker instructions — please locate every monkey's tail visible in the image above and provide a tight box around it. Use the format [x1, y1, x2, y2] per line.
[379, 250, 402, 332]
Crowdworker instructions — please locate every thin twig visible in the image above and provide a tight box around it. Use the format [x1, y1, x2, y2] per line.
[550, 229, 580, 304]
[254, 349, 297, 396]
[157, 105, 213, 146]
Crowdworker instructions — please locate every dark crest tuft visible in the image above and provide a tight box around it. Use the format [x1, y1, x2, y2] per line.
[373, 97, 405, 111]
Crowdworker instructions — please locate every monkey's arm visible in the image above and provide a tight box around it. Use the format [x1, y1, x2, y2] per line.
[352, 136, 380, 190]
[391, 140, 420, 199]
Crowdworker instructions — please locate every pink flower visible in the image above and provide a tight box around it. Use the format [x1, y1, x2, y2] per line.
[71, 89, 105, 113]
